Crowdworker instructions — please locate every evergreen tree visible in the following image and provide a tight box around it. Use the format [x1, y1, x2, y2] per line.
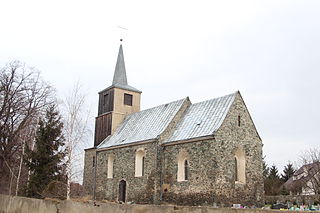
[269, 165, 280, 179]
[25, 105, 66, 198]
[262, 156, 269, 179]
[281, 163, 295, 182]
[265, 164, 282, 195]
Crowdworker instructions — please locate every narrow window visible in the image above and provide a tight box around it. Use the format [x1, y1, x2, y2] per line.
[135, 149, 145, 177]
[142, 156, 145, 176]
[234, 148, 246, 183]
[92, 156, 95, 167]
[184, 160, 188, 181]
[235, 157, 238, 181]
[124, 93, 133, 106]
[102, 93, 109, 113]
[104, 94, 109, 106]
[238, 115, 241, 127]
[177, 150, 189, 182]
[107, 155, 114, 178]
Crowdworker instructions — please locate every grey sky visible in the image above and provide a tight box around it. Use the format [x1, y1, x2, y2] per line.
[1, 0, 320, 172]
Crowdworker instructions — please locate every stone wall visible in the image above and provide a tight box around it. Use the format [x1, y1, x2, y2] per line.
[159, 92, 264, 206]
[95, 142, 157, 203]
[92, 98, 190, 204]
[214, 92, 264, 206]
[83, 92, 264, 206]
[162, 139, 221, 206]
[0, 195, 57, 213]
[0, 194, 309, 213]
[83, 148, 96, 197]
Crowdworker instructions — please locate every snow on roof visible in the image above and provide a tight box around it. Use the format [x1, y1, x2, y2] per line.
[163, 92, 236, 143]
[98, 98, 187, 149]
[98, 92, 236, 149]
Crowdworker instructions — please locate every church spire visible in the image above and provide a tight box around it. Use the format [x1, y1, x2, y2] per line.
[112, 44, 128, 86]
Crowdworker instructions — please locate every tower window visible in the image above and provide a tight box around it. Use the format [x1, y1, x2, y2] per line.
[104, 94, 109, 106]
[124, 93, 133, 106]
[238, 115, 241, 127]
[92, 156, 95, 167]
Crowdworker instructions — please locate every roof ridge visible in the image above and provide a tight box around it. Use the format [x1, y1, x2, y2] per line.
[98, 97, 189, 149]
[127, 97, 189, 116]
[163, 92, 237, 143]
[191, 92, 237, 105]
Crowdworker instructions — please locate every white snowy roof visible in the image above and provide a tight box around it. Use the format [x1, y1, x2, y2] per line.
[163, 93, 236, 143]
[98, 98, 187, 149]
[98, 92, 236, 149]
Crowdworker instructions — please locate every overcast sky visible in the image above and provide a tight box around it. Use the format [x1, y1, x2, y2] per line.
[1, 0, 319, 172]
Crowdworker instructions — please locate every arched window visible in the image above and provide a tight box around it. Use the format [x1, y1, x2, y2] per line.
[184, 160, 188, 181]
[234, 157, 238, 181]
[235, 148, 246, 183]
[107, 155, 114, 179]
[135, 149, 146, 177]
[142, 156, 145, 176]
[177, 150, 189, 182]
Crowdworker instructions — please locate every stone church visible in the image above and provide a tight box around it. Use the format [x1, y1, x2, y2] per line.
[83, 44, 264, 206]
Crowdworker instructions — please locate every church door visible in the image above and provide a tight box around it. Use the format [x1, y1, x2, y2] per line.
[118, 180, 126, 203]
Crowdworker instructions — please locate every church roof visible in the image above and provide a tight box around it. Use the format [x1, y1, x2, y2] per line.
[101, 44, 141, 93]
[163, 92, 236, 143]
[98, 92, 237, 149]
[98, 98, 188, 149]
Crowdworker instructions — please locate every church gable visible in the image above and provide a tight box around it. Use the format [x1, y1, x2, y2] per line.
[215, 91, 261, 142]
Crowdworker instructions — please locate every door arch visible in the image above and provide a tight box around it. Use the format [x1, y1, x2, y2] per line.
[118, 180, 126, 203]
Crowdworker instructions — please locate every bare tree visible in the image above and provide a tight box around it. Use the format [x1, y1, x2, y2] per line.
[298, 147, 320, 195]
[0, 61, 54, 195]
[63, 82, 91, 199]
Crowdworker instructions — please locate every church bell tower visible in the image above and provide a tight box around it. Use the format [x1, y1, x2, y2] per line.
[94, 44, 141, 146]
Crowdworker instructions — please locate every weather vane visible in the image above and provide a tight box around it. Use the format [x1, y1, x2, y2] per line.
[118, 26, 128, 42]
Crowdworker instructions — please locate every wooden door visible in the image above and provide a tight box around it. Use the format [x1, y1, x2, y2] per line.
[118, 180, 126, 203]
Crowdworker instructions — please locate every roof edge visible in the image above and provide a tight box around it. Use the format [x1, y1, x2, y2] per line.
[236, 91, 262, 142]
[163, 135, 215, 146]
[98, 84, 142, 94]
[209, 91, 237, 135]
[158, 97, 192, 142]
[97, 138, 157, 151]
[84, 147, 96, 151]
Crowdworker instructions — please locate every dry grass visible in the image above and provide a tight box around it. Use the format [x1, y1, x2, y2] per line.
[101, 199, 117, 204]
[44, 197, 61, 203]
[71, 195, 92, 203]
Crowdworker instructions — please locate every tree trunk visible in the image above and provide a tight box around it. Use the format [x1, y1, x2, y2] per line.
[15, 141, 25, 196]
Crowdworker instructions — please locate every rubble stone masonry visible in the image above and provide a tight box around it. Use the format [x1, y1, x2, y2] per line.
[83, 92, 264, 206]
